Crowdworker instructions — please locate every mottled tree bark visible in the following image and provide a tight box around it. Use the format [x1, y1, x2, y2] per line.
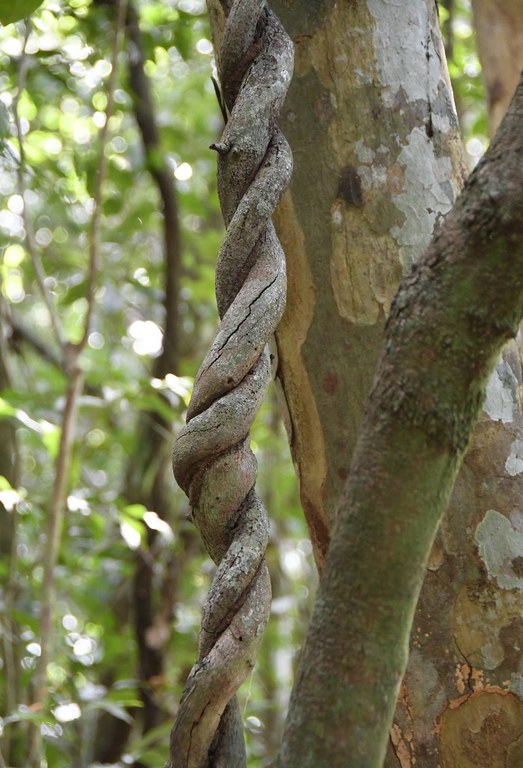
[425, 5, 523, 766]
[264, 4, 523, 766]
[280, 75, 523, 768]
[269, 0, 465, 565]
[207, 2, 523, 766]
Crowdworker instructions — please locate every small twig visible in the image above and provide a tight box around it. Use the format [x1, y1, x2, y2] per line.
[28, 358, 84, 768]
[209, 140, 230, 154]
[34, 364, 85, 683]
[12, 20, 65, 351]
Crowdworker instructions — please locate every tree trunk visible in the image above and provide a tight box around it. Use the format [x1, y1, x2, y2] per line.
[0, 331, 22, 765]
[427, 5, 523, 767]
[279, 75, 523, 768]
[207, 1, 523, 765]
[471, 0, 523, 135]
[269, 0, 465, 565]
[268, 2, 523, 764]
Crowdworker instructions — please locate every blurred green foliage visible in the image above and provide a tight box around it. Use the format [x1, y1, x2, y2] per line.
[0, 0, 46, 26]
[439, 0, 489, 162]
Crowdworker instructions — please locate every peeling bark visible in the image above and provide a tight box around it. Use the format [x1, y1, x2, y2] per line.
[392, 342, 523, 768]
[270, 0, 465, 566]
[438, 689, 523, 767]
[405, 5, 523, 765]
[279, 76, 523, 768]
[265, 4, 523, 765]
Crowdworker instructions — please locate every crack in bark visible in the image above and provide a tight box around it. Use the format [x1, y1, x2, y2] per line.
[206, 271, 280, 370]
[168, 2, 293, 767]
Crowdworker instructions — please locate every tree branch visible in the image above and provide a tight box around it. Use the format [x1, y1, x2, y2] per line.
[280, 75, 523, 768]
[9, 316, 62, 370]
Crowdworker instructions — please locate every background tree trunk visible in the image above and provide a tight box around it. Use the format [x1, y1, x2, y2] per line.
[471, 0, 523, 135]
[0, 331, 22, 766]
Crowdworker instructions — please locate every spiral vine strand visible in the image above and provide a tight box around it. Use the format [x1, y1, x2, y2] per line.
[168, 2, 293, 767]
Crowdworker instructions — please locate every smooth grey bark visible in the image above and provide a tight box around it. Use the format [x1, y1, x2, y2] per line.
[279, 76, 523, 768]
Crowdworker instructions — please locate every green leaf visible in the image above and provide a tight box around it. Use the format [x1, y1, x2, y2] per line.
[0, 0, 45, 25]
[0, 475, 13, 491]
[0, 397, 16, 418]
[41, 424, 61, 459]
[121, 503, 147, 521]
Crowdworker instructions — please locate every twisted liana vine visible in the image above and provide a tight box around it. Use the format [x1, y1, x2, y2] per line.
[169, 1, 293, 766]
